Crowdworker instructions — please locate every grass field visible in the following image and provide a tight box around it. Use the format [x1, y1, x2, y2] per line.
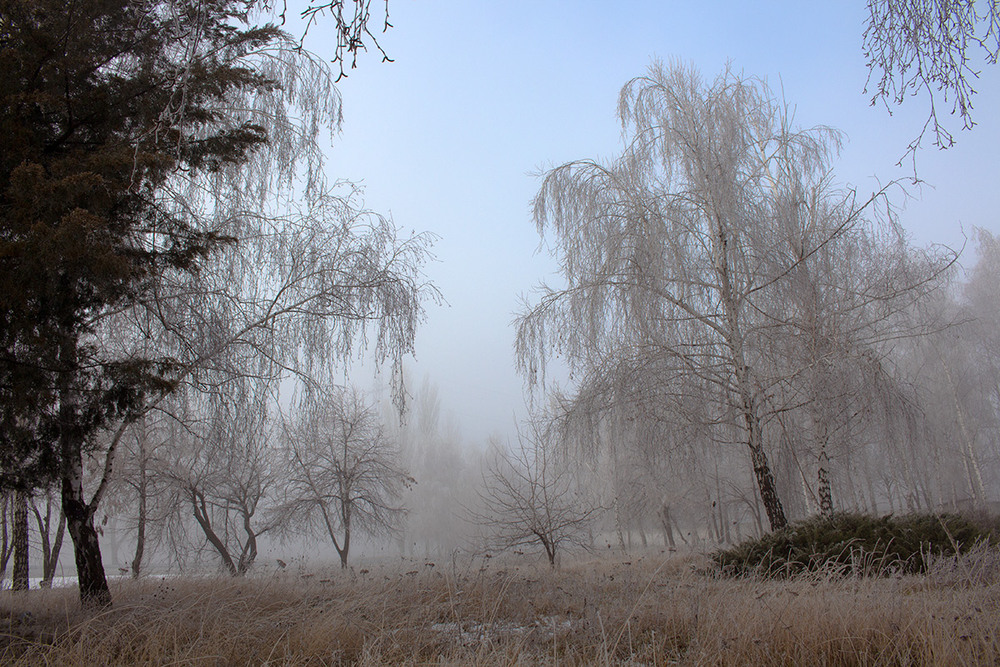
[0, 551, 998, 665]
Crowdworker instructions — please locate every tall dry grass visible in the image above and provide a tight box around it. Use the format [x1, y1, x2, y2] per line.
[1, 551, 998, 665]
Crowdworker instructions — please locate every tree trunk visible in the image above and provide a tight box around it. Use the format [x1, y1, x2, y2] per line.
[42, 511, 65, 588]
[59, 333, 111, 606]
[131, 469, 147, 578]
[0, 494, 12, 582]
[31, 492, 65, 588]
[190, 489, 239, 576]
[817, 445, 834, 518]
[11, 490, 28, 592]
[237, 508, 258, 575]
[62, 475, 111, 606]
[716, 217, 787, 532]
[658, 504, 676, 548]
[540, 535, 556, 568]
[745, 411, 787, 531]
[338, 522, 351, 569]
[62, 488, 111, 605]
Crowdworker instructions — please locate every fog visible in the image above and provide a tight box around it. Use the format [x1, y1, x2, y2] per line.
[3, 1, 1000, 587]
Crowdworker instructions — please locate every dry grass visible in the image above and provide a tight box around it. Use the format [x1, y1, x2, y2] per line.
[1, 551, 998, 665]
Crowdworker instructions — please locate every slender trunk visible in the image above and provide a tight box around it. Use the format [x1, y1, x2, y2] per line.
[0, 494, 11, 581]
[237, 507, 258, 575]
[714, 216, 787, 531]
[131, 469, 147, 578]
[749, 474, 765, 537]
[32, 499, 51, 583]
[616, 510, 627, 552]
[540, 534, 556, 568]
[745, 410, 787, 530]
[43, 511, 65, 587]
[708, 499, 720, 544]
[190, 488, 239, 576]
[319, 502, 348, 567]
[337, 448, 351, 569]
[338, 521, 351, 569]
[32, 493, 65, 588]
[658, 504, 676, 548]
[12, 490, 28, 592]
[721, 501, 731, 544]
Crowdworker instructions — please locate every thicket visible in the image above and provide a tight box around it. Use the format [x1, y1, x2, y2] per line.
[713, 512, 999, 578]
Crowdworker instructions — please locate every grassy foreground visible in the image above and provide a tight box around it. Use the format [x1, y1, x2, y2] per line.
[0, 552, 998, 665]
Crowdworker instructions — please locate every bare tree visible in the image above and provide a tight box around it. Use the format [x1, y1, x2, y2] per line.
[473, 416, 598, 567]
[516, 62, 901, 531]
[864, 0, 1000, 157]
[279, 385, 411, 568]
[163, 380, 280, 577]
[105, 409, 188, 578]
[29, 487, 65, 587]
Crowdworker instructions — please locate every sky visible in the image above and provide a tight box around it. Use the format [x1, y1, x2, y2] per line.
[291, 2, 1000, 445]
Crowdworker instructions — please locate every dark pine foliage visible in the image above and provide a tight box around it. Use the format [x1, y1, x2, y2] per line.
[713, 512, 997, 578]
[0, 0, 285, 603]
[0, 0, 277, 483]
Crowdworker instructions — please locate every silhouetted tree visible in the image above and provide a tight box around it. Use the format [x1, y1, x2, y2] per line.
[473, 415, 598, 567]
[280, 386, 411, 568]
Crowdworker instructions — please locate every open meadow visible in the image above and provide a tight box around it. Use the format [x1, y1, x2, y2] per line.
[1, 551, 998, 666]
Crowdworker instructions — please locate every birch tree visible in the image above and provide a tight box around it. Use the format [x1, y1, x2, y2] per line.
[517, 62, 892, 531]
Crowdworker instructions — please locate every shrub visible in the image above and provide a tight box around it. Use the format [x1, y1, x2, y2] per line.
[712, 512, 996, 578]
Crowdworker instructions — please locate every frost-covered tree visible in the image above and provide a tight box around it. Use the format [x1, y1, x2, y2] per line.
[518, 62, 889, 530]
[162, 378, 280, 577]
[518, 61, 957, 531]
[279, 385, 411, 568]
[473, 415, 598, 567]
[864, 0, 1000, 156]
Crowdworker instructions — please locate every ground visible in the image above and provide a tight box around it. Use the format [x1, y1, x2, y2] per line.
[0, 550, 998, 664]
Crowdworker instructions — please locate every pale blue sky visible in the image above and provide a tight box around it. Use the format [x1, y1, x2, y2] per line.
[297, 2, 1000, 443]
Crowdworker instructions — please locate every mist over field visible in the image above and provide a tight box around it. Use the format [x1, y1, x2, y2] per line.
[2, 0, 1000, 663]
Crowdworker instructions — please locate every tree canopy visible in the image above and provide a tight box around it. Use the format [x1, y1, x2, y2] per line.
[0, 0, 433, 605]
[516, 61, 952, 532]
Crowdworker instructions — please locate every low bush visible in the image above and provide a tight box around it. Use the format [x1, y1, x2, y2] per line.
[712, 511, 997, 578]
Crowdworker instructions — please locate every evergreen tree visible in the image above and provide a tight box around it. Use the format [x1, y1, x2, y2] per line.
[0, 0, 287, 605]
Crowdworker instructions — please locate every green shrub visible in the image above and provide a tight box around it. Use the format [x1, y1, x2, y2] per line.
[712, 512, 996, 578]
